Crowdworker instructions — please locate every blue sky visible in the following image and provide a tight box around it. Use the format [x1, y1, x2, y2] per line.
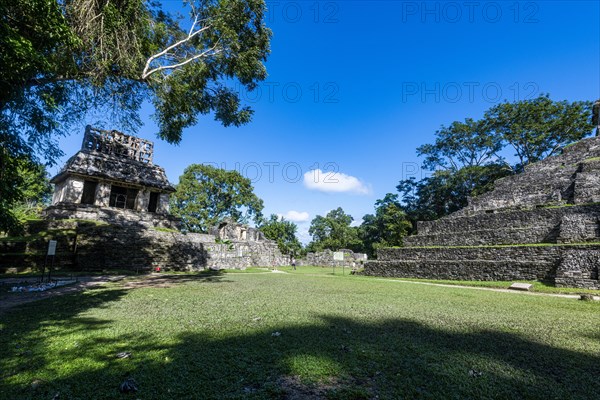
[54, 1, 600, 243]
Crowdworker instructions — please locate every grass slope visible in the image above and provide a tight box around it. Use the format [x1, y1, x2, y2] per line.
[1, 269, 599, 399]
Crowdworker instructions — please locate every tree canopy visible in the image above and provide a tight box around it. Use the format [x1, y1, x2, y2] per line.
[307, 207, 362, 253]
[417, 117, 503, 172]
[0, 0, 271, 232]
[358, 193, 412, 257]
[259, 214, 302, 256]
[485, 95, 593, 171]
[170, 164, 264, 233]
[0, 153, 51, 233]
[1, 0, 270, 143]
[397, 96, 595, 229]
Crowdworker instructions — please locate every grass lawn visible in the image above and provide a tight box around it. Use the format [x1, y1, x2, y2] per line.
[1, 268, 599, 399]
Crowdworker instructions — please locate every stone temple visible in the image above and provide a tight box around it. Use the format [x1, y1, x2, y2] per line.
[45, 125, 177, 228]
[365, 136, 600, 289]
[10, 126, 289, 272]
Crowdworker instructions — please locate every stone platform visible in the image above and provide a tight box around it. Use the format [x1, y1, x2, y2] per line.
[365, 136, 600, 289]
[366, 245, 600, 289]
[0, 220, 287, 273]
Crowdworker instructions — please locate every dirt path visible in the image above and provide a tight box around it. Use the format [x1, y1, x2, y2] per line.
[0, 276, 126, 315]
[374, 278, 599, 299]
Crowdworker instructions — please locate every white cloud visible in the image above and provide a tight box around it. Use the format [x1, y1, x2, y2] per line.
[303, 169, 371, 195]
[277, 210, 310, 222]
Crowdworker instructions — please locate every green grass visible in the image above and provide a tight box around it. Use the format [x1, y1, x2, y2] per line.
[0, 229, 76, 243]
[1, 270, 599, 399]
[69, 219, 110, 226]
[398, 241, 600, 249]
[386, 277, 600, 295]
[542, 202, 600, 209]
[152, 227, 180, 233]
[0, 235, 39, 243]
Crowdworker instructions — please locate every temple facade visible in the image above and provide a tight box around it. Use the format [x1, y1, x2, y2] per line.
[24, 126, 290, 272]
[45, 126, 177, 227]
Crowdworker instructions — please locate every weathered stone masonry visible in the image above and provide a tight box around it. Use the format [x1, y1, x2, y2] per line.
[0, 126, 288, 272]
[45, 125, 178, 228]
[73, 220, 286, 271]
[0, 219, 287, 272]
[298, 249, 367, 268]
[365, 136, 600, 289]
[369, 245, 600, 289]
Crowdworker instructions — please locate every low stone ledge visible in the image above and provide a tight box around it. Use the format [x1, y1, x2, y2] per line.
[411, 205, 600, 247]
[367, 244, 600, 289]
[364, 259, 555, 282]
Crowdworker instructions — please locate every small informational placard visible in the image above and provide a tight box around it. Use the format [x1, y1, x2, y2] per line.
[47, 240, 57, 256]
[333, 252, 344, 261]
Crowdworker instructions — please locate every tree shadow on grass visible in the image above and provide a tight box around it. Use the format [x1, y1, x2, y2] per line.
[2, 309, 599, 399]
[120, 270, 231, 288]
[0, 286, 129, 388]
[74, 220, 210, 273]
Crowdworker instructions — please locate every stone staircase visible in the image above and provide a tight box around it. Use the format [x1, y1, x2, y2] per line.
[365, 137, 600, 289]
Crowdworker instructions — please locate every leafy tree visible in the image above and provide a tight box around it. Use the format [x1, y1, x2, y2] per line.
[400, 117, 512, 226]
[417, 118, 503, 171]
[485, 95, 594, 171]
[306, 207, 361, 253]
[171, 164, 264, 233]
[10, 160, 52, 225]
[0, 153, 51, 233]
[397, 96, 594, 227]
[397, 165, 511, 229]
[1, 0, 271, 231]
[2, 0, 270, 141]
[359, 193, 412, 257]
[0, 152, 25, 233]
[260, 214, 302, 256]
[17, 160, 52, 205]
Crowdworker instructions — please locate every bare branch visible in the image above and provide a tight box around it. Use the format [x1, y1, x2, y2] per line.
[143, 43, 222, 79]
[189, 15, 198, 36]
[142, 25, 213, 79]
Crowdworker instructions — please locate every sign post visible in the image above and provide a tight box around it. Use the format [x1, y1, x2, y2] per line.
[44, 240, 57, 282]
[333, 252, 344, 275]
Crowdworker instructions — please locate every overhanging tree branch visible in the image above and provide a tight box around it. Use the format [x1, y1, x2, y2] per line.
[143, 41, 222, 79]
[141, 22, 220, 79]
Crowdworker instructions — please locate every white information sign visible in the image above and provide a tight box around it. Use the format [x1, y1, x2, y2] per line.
[47, 240, 57, 256]
[333, 252, 344, 261]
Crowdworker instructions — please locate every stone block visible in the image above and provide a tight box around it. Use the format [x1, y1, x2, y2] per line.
[509, 282, 533, 291]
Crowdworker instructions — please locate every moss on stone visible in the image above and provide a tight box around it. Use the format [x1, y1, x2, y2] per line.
[389, 242, 600, 250]
[153, 227, 180, 233]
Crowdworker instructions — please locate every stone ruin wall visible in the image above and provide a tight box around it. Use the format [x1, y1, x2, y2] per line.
[404, 205, 600, 247]
[74, 223, 287, 271]
[365, 246, 600, 290]
[299, 249, 368, 268]
[81, 125, 154, 164]
[454, 139, 600, 216]
[0, 220, 288, 273]
[43, 204, 180, 230]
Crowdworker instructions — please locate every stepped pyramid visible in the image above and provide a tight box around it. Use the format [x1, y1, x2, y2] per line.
[365, 137, 600, 289]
